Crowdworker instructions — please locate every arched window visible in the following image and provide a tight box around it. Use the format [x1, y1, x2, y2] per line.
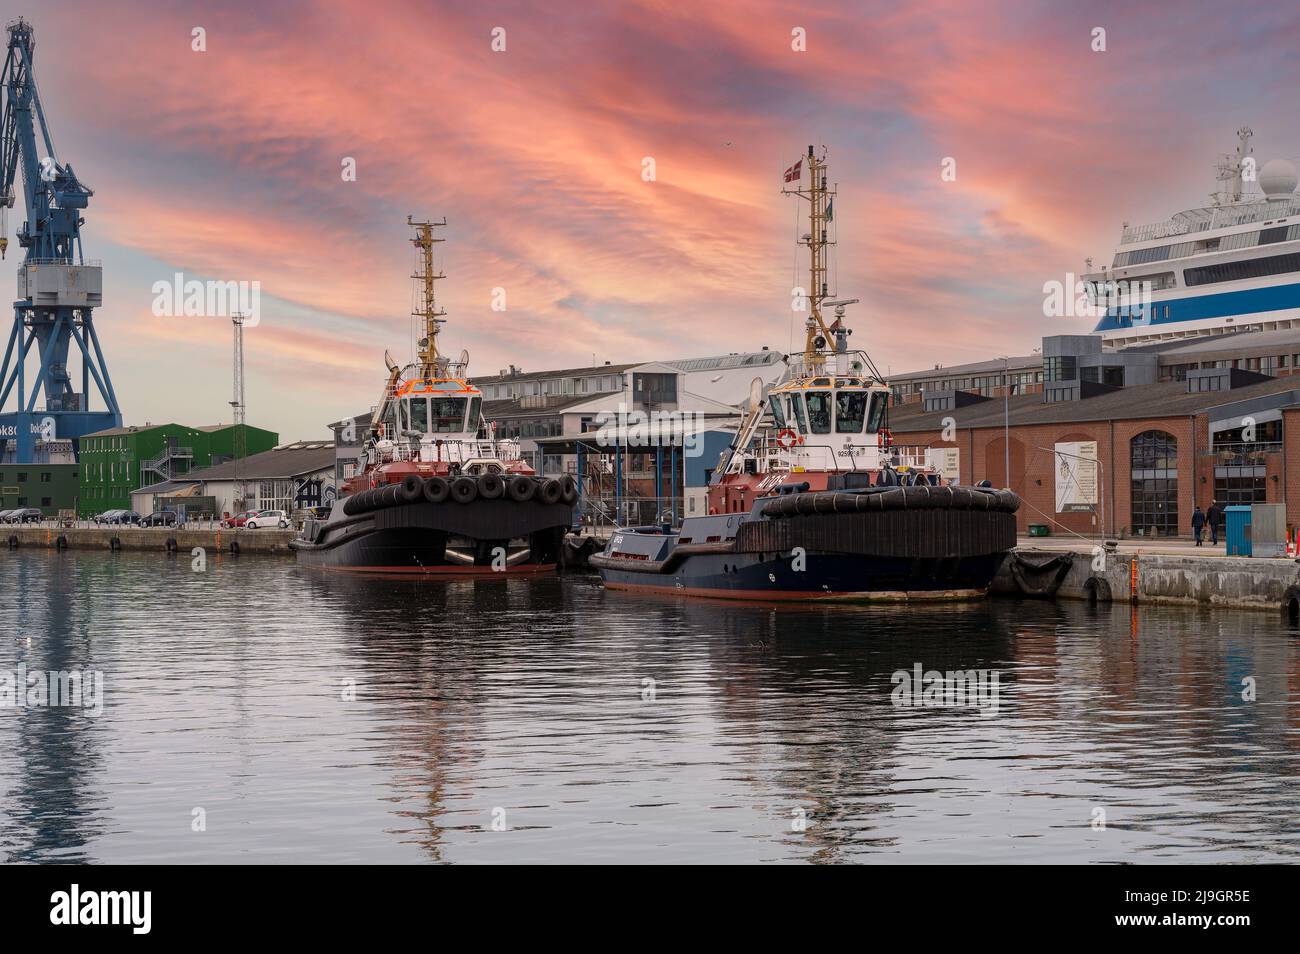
[1130, 430, 1178, 535]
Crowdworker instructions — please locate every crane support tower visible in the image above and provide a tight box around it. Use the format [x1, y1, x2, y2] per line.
[0, 17, 120, 463]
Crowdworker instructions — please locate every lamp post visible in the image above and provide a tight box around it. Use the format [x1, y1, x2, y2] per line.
[1001, 356, 1010, 489]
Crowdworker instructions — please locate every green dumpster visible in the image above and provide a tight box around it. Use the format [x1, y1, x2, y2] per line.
[1028, 524, 1051, 537]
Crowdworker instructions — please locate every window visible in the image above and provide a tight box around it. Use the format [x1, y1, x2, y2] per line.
[17, 472, 26, 482]
[1184, 251, 1300, 287]
[835, 390, 867, 433]
[429, 397, 467, 432]
[632, 373, 677, 405]
[1215, 474, 1266, 505]
[467, 397, 482, 433]
[866, 392, 888, 432]
[786, 394, 807, 432]
[408, 397, 428, 432]
[1130, 431, 1178, 536]
[1044, 356, 1077, 382]
[768, 396, 787, 428]
[805, 392, 832, 434]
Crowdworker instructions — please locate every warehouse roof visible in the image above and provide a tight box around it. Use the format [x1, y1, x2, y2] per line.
[82, 422, 185, 437]
[890, 353, 1041, 381]
[889, 373, 1300, 433]
[179, 444, 335, 481]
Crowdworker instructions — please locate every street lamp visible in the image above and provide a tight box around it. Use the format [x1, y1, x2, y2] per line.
[1000, 356, 1010, 489]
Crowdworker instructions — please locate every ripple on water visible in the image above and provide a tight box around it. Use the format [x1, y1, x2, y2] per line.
[0, 549, 1296, 863]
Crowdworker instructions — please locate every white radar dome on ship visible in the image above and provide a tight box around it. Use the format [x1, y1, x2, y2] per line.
[1259, 158, 1298, 199]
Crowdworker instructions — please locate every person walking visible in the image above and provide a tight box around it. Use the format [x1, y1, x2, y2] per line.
[1192, 505, 1205, 546]
[1206, 500, 1222, 546]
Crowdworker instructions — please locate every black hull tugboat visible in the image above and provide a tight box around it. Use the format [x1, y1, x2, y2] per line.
[590, 147, 1020, 601]
[292, 218, 576, 575]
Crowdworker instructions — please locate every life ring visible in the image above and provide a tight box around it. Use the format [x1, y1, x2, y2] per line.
[877, 428, 892, 450]
[776, 428, 799, 449]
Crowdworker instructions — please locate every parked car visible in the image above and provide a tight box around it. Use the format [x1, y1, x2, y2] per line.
[9, 507, 44, 524]
[222, 510, 256, 528]
[92, 509, 123, 525]
[245, 509, 290, 529]
[117, 511, 143, 525]
[140, 511, 178, 528]
[0, 509, 16, 523]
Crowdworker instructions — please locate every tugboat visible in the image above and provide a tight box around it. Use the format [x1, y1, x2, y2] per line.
[590, 147, 1020, 600]
[293, 218, 576, 574]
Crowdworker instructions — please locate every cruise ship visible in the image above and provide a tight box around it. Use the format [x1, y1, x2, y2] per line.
[1086, 128, 1300, 347]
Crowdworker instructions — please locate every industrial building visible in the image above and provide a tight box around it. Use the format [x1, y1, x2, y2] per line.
[888, 332, 1300, 539]
[79, 422, 278, 516]
[131, 441, 335, 519]
[0, 461, 79, 515]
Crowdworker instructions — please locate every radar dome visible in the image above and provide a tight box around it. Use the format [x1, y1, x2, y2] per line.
[1259, 158, 1298, 199]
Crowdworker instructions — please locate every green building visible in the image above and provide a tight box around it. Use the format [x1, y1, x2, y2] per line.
[78, 422, 278, 515]
[0, 463, 80, 515]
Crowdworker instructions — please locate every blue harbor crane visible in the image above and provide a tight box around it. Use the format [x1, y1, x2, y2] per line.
[0, 17, 119, 463]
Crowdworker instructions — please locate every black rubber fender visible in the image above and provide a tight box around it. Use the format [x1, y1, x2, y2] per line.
[1283, 584, 1300, 622]
[477, 473, 505, 500]
[507, 474, 535, 502]
[560, 475, 578, 505]
[451, 476, 478, 503]
[1084, 577, 1113, 604]
[397, 475, 423, 504]
[423, 476, 450, 504]
[538, 478, 562, 505]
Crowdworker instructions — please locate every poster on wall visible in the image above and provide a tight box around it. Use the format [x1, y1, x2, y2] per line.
[926, 447, 961, 482]
[1054, 441, 1098, 513]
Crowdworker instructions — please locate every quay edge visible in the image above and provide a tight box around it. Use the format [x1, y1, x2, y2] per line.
[996, 546, 1300, 615]
[0, 526, 297, 554]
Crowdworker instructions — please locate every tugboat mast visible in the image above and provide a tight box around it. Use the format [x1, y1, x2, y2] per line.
[408, 215, 448, 379]
[783, 144, 838, 370]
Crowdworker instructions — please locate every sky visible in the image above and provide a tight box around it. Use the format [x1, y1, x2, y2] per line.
[4, 0, 1300, 440]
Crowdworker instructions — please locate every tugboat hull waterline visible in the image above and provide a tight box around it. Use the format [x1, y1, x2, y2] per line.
[592, 486, 1019, 600]
[593, 146, 1021, 602]
[292, 218, 574, 575]
[293, 474, 576, 575]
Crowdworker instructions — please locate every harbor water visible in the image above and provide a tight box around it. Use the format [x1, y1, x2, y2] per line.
[0, 549, 1296, 864]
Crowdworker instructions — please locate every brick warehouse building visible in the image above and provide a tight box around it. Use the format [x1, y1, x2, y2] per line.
[887, 367, 1300, 539]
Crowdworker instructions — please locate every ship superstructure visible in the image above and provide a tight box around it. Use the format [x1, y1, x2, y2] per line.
[591, 146, 1020, 602]
[1086, 128, 1300, 346]
[292, 219, 575, 574]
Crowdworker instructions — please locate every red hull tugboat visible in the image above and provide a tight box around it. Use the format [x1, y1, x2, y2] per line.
[293, 218, 576, 575]
[591, 147, 1020, 601]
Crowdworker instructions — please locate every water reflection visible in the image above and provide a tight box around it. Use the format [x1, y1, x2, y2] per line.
[0, 550, 1295, 863]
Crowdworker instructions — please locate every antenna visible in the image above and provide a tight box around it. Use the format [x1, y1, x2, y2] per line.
[1213, 126, 1254, 206]
[230, 313, 247, 511]
[783, 145, 839, 369]
[407, 215, 447, 379]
